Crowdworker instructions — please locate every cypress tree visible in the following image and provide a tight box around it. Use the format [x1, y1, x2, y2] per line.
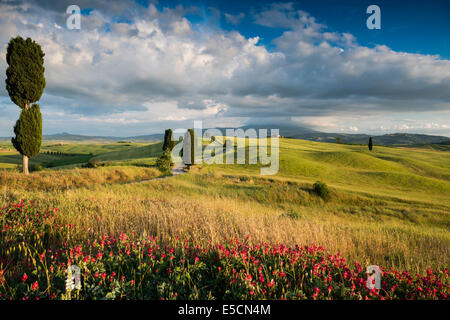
[6, 36, 46, 110]
[5, 36, 46, 174]
[188, 129, 195, 165]
[11, 104, 42, 174]
[368, 137, 373, 151]
[163, 129, 174, 151]
[163, 129, 169, 151]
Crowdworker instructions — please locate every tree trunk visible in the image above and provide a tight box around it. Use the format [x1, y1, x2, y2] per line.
[22, 154, 29, 175]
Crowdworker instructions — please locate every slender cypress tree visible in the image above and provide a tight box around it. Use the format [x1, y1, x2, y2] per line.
[188, 129, 195, 165]
[5, 36, 46, 174]
[368, 137, 373, 151]
[163, 129, 169, 151]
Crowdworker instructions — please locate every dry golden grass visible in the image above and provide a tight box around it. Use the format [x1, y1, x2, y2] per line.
[0, 166, 161, 191]
[2, 171, 448, 274]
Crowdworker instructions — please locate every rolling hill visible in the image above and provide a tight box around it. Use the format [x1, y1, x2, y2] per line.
[0, 132, 164, 143]
[1, 128, 448, 147]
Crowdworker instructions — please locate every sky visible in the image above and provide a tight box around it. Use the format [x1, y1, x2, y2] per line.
[0, 0, 449, 137]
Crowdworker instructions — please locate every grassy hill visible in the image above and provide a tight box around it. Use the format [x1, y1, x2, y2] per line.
[290, 132, 450, 145]
[0, 141, 163, 169]
[205, 138, 450, 200]
[0, 137, 448, 274]
[407, 140, 450, 151]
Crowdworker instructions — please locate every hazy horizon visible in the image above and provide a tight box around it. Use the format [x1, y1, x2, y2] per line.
[1, 128, 450, 139]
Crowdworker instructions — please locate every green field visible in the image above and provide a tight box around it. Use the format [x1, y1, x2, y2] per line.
[0, 141, 163, 169]
[1, 137, 449, 273]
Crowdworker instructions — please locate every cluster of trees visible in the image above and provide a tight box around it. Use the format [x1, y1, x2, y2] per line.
[41, 150, 74, 156]
[158, 128, 197, 172]
[6, 36, 45, 175]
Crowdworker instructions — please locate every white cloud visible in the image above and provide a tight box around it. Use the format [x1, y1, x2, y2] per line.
[224, 12, 245, 26]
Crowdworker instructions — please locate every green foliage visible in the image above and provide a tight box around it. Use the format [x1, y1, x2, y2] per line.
[188, 129, 195, 165]
[163, 129, 175, 151]
[223, 137, 229, 152]
[6, 36, 46, 109]
[312, 181, 331, 201]
[29, 163, 43, 172]
[82, 158, 103, 168]
[156, 150, 172, 173]
[281, 211, 302, 219]
[11, 104, 42, 158]
[369, 137, 373, 151]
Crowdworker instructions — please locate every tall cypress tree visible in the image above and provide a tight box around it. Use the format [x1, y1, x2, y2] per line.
[5, 36, 46, 174]
[368, 137, 373, 151]
[188, 129, 195, 165]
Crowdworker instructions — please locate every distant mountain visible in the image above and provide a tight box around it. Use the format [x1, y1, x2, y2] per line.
[204, 123, 314, 138]
[214, 125, 449, 146]
[289, 132, 450, 146]
[1, 130, 448, 147]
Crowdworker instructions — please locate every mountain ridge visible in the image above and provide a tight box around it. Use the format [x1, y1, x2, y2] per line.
[0, 130, 449, 146]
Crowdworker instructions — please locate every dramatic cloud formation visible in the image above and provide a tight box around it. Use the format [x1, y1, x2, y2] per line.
[0, 0, 449, 136]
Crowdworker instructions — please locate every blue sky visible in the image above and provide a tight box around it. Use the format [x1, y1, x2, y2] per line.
[0, 0, 449, 137]
[148, 0, 450, 58]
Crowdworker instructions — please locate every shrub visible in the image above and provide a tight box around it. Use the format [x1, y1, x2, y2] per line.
[29, 163, 43, 172]
[46, 162, 56, 168]
[82, 159, 103, 168]
[156, 150, 172, 173]
[313, 181, 331, 201]
[281, 211, 302, 219]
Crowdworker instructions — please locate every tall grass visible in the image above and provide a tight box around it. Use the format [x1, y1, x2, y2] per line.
[0, 166, 161, 191]
[1, 171, 448, 273]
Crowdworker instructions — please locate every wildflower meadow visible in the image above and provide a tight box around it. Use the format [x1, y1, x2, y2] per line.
[0, 201, 448, 300]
